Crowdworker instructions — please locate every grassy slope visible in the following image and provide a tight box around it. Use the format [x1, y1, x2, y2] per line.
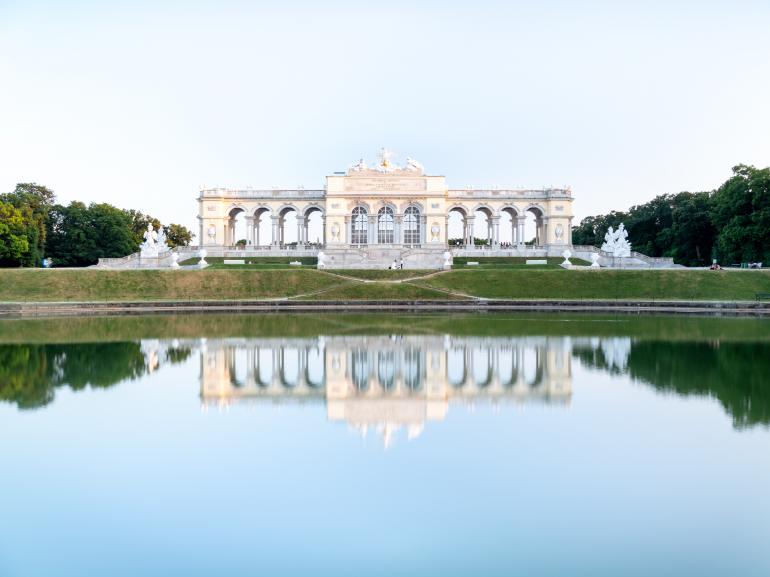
[0, 269, 344, 301]
[1, 268, 769, 302]
[418, 269, 770, 301]
[330, 269, 433, 280]
[452, 256, 592, 268]
[300, 282, 456, 300]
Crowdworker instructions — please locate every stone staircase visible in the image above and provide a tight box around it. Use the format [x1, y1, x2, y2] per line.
[320, 245, 446, 269]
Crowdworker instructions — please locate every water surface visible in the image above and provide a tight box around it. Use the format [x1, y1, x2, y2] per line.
[1, 313, 768, 577]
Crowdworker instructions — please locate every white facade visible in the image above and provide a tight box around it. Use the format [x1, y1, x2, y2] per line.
[197, 153, 575, 258]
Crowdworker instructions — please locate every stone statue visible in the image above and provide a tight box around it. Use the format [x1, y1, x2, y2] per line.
[140, 224, 159, 258]
[590, 252, 601, 268]
[349, 158, 367, 172]
[169, 252, 180, 269]
[601, 223, 632, 258]
[443, 250, 452, 269]
[317, 251, 326, 269]
[561, 249, 572, 267]
[376, 148, 395, 173]
[156, 227, 170, 253]
[600, 226, 615, 253]
[198, 249, 208, 268]
[405, 157, 424, 173]
[614, 223, 632, 258]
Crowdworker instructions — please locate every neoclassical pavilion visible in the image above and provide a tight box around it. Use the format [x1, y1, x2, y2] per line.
[197, 150, 574, 267]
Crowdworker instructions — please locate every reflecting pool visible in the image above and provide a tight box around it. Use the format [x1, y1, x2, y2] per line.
[0, 313, 768, 577]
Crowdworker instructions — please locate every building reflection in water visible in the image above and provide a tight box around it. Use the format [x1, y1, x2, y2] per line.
[200, 336, 573, 447]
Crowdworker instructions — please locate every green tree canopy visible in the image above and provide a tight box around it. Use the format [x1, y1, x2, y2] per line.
[164, 223, 194, 248]
[0, 183, 56, 267]
[46, 202, 136, 267]
[571, 164, 769, 266]
[0, 201, 30, 266]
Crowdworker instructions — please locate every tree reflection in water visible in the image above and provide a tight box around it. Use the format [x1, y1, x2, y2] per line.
[0, 342, 191, 410]
[1, 334, 768, 430]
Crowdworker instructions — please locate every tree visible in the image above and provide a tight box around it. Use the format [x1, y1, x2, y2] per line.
[667, 192, 716, 266]
[46, 202, 135, 266]
[0, 201, 30, 266]
[163, 223, 194, 248]
[711, 165, 770, 264]
[0, 183, 55, 267]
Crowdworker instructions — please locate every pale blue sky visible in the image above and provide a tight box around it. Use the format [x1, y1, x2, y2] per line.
[2, 0, 769, 238]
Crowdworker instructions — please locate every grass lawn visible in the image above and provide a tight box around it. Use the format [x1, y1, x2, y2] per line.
[330, 269, 434, 280]
[300, 282, 458, 300]
[417, 269, 770, 301]
[179, 256, 318, 266]
[1, 267, 768, 302]
[452, 256, 591, 269]
[0, 269, 343, 302]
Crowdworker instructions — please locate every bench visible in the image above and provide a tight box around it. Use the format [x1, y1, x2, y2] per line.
[526, 259, 548, 265]
[466, 261, 479, 266]
[756, 293, 770, 302]
[223, 259, 245, 265]
[289, 261, 302, 266]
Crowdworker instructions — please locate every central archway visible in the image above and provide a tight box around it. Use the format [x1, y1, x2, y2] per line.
[377, 206, 395, 244]
[403, 206, 421, 246]
[351, 206, 368, 245]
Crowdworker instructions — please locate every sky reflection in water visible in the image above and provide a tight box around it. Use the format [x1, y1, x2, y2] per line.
[0, 314, 768, 577]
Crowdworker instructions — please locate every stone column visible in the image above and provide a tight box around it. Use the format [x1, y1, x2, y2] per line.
[245, 216, 254, 245]
[491, 216, 500, 248]
[466, 216, 475, 249]
[517, 217, 526, 248]
[271, 216, 280, 246]
[322, 215, 327, 246]
[369, 214, 376, 245]
[198, 219, 204, 247]
[296, 216, 306, 248]
[541, 217, 549, 247]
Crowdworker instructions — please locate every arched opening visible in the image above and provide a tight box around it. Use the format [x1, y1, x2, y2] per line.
[524, 206, 545, 247]
[377, 206, 395, 244]
[522, 347, 543, 388]
[280, 348, 300, 387]
[447, 347, 467, 387]
[500, 207, 520, 248]
[472, 207, 494, 248]
[351, 206, 368, 245]
[403, 206, 421, 246]
[305, 207, 324, 246]
[447, 207, 468, 247]
[403, 347, 423, 390]
[256, 348, 274, 387]
[306, 345, 325, 387]
[227, 347, 248, 388]
[278, 207, 299, 247]
[471, 347, 493, 387]
[497, 346, 519, 386]
[351, 349, 370, 390]
[377, 351, 396, 390]
[227, 207, 247, 247]
[252, 208, 273, 247]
